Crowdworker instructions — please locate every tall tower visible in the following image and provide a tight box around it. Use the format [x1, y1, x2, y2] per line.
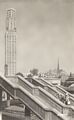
[5, 9, 16, 77]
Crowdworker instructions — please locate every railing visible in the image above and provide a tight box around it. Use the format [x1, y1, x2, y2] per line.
[26, 77, 60, 99]
[38, 77, 54, 87]
[26, 77, 45, 88]
[56, 85, 74, 98]
[56, 85, 74, 106]
[17, 76, 74, 116]
[16, 86, 67, 120]
[38, 87, 69, 114]
[18, 76, 34, 94]
[0, 75, 71, 120]
[50, 110, 66, 120]
[0, 76, 16, 98]
[18, 76, 39, 95]
[39, 77, 74, 107]
[16, 87, 47, 120]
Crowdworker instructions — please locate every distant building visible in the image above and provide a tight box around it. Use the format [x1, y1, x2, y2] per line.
[41, 60, 68, 85]
[62, 73, 74, 94]
[64, 73, 74, 87]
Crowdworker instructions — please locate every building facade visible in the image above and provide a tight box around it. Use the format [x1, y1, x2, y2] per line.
[5, 9, 16, 77]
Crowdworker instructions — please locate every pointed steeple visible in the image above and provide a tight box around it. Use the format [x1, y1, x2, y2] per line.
[57, 58, 60, 74]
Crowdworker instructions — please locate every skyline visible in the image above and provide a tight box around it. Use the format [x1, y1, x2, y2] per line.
[0, 0, 74, 74]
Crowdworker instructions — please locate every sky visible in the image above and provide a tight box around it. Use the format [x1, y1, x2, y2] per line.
[0, 0, 74, 74]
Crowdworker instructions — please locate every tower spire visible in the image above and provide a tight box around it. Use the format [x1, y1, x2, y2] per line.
[57, 58, 60, 74]
[4, 8, 16, 77]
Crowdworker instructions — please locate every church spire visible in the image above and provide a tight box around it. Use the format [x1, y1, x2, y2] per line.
[57, 58, 60, 74]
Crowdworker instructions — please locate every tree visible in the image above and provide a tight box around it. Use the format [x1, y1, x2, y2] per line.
[27, 73, 33, 78]
[30, 68, 39, 76]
